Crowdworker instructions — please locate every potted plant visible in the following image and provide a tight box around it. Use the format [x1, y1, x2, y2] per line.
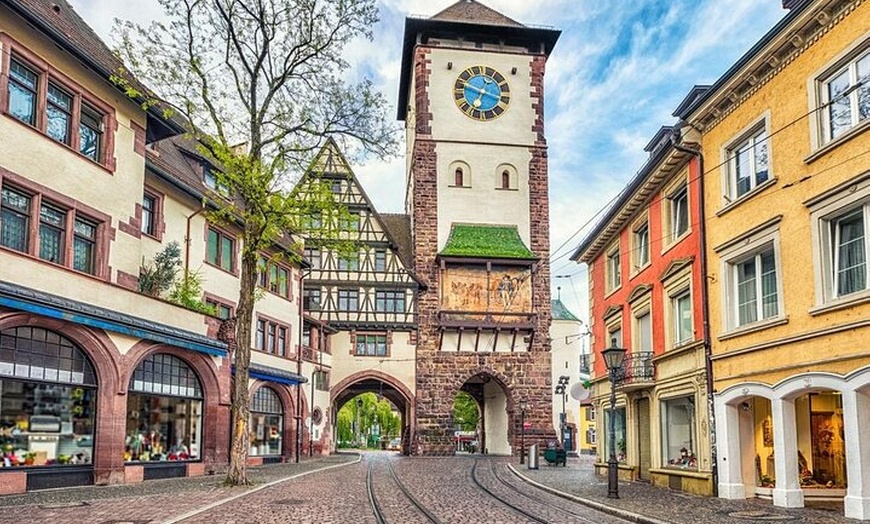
[23, 452, 35, 466]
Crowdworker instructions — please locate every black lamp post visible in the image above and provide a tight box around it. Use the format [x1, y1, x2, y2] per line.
[555, 375, 570, 448]
[356, 397, 363, 448]
[602, 339, 627, 499]
[519, 399, 527, 465]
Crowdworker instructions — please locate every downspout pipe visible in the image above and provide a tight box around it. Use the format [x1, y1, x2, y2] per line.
[184, 205, 207, 279]
[671, 129, 718, 497]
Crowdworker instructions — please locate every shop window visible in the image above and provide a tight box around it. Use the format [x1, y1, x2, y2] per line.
[250, 387, 283, 457]
[604, 407, 626, 463]
[126, 354, 202, 463]
[0, 327, 97, 468]
[355, 334, 387, 356]
[661, 396, 697, 470]
[795, 392, 847, 488]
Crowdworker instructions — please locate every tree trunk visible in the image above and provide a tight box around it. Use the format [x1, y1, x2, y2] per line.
[226, 245, 258, 485]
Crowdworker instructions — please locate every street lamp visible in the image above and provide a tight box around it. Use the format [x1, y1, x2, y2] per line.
[555, 375, 570, 449]
[519, 398, 527, 465]
[602, 338, 627, 499]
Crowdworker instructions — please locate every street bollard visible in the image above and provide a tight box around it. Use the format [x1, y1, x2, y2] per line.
[527, 443, 539, 470]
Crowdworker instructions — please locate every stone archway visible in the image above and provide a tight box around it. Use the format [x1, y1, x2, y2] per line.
[331, 370, 415, 453]
[457, 372, 512, 455]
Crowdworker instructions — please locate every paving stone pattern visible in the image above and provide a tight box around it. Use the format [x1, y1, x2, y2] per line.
[0, 453, 857, 524]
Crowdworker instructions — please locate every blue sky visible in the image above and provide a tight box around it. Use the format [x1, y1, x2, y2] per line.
[70, 0, 788, 326]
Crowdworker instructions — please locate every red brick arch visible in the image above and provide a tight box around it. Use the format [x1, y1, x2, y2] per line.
[249, 380, 299, 460]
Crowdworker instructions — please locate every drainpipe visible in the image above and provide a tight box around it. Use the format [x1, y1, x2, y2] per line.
[184, 205, 207, 279]
[671, 129, 718, 497]
[296, 267, 312, 462]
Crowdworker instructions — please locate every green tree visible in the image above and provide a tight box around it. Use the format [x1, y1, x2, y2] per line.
[453, 391, 480, 432]
[116, 0, 397, 485]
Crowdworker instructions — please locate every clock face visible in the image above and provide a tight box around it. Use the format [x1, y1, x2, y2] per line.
[453, 66, 510, 121]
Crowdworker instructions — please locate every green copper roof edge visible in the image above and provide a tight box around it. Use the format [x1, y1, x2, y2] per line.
[439, 224, 536, 259]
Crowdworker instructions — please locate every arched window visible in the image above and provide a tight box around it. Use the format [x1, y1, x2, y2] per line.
[454, 168, 464, 187]
[501, 170, 511, 189]
[126, 354, 203, 463]
[250, 386, 284, 457]
[0, 327, 97, 468]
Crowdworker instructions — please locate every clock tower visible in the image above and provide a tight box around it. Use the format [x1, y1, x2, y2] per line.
[398, 0, 560, 454]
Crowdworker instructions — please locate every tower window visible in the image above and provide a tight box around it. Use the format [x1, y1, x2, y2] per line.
[501, 170, 510, 189]
[454, 168, 464, 187]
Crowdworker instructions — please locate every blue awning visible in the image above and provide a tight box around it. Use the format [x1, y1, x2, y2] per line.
[0, 282, 227, 357]
[235, 363, 307, 386]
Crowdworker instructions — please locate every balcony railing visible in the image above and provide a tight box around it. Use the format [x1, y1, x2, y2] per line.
[615, 351, 655, 390]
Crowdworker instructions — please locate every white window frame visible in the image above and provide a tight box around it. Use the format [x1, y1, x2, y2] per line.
[720, 113, 773, 207]
[672, 290, 693, 347]
[715, 218, 784, 335]
[807, 173, 870, 312]
[662, 172, 690, 250]
[632, 217, 650, 273]
[820, 48, 870, 144]
[661, 261, 694, 350]
[605, 242, 621, 293]
[808, 34, 870, 155]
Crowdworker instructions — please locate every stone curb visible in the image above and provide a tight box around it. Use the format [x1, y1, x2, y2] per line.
[160, 454, 362, 524]
[507, 464, 672, 524]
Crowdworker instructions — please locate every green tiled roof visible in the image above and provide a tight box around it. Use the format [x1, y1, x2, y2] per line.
[440, 224, 536, 260]
[551, 299, 580, 322]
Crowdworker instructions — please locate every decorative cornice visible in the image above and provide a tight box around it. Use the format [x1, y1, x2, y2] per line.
[689, 0, 861, 133]
[659, 257, 695, 282]
[627, 284, 653, 303]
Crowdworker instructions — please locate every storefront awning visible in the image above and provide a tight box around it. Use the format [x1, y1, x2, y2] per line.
[236, 363, 307, 386]
[0, 282, 227, 357]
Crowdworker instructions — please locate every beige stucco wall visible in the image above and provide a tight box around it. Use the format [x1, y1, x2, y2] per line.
[0, 8, 149, 283]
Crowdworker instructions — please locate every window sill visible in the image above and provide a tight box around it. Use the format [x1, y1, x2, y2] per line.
[494, 187, 518, 191]
[653, 340, 702, 362]
[629, 261, 651, 279]
[204, 260, 239, 277]
[715, 178, 777, 217]
[809, 290, 870, 316]
[650, 467, 708, 479]
[660, 230, 691, 256]
[604, 284, 622, 299]
[447, 185, 471, 189]
[717, 315, 789, 341]
[805, 119, 870, 165]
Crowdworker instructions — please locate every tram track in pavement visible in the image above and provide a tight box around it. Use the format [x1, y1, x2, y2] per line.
[367, 459, 444, 524]
[471, 459, 630, 524]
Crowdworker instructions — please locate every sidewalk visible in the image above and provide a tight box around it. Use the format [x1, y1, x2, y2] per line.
[0, 454, 357, 524]
[514, 454, 853, 524]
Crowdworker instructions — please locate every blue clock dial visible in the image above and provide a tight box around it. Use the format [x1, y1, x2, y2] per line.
[453, 66, 510, 121]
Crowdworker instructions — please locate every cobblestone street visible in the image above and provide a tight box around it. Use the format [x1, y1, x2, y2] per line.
[0, 452, 857, 524]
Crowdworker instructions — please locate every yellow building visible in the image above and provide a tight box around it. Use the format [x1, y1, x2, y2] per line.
[675, 0, 870, 519]
[579, 401, 596, 455]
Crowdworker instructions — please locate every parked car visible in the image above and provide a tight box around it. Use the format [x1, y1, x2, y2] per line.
[388, 438, 401, 451]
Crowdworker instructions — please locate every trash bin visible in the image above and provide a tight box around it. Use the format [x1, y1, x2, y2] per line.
[527, 443, 539, 470]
